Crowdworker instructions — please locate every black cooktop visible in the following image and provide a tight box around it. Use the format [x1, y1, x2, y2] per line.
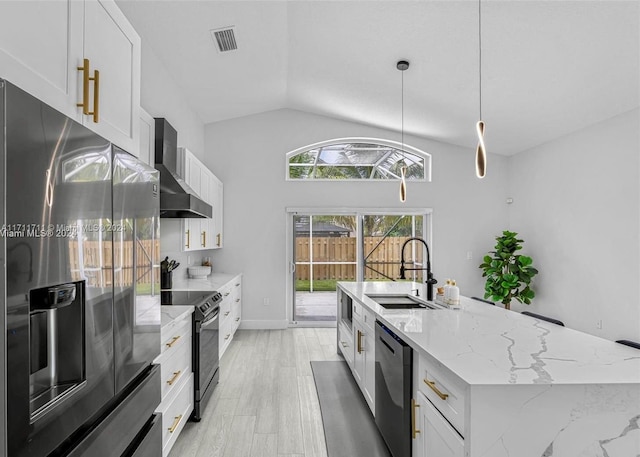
[161, 290, 217, 306]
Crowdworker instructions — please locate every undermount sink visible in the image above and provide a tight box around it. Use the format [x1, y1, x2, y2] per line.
[365, 293, 443, 310]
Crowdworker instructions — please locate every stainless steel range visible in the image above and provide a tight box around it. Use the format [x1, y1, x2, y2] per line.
[162, 290, 222, 421]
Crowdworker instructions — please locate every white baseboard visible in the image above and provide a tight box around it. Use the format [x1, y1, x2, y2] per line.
[239, 319, 289, 330]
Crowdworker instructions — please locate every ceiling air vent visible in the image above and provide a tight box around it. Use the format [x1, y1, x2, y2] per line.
[211, 27, 237, 53]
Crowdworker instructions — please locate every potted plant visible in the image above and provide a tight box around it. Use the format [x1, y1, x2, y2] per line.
[479, 230, 538, 310]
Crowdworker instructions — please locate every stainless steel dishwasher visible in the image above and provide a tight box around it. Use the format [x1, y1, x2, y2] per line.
[375, 320, 413, 457]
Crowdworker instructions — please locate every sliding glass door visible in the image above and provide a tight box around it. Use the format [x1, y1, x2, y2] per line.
[288, 209, 431, 325]
[292, 214, 357, 322]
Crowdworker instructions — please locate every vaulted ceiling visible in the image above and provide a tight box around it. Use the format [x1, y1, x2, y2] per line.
[117, 0, 639, 155]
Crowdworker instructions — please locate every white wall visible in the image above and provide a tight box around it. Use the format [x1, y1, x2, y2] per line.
[139, 41, 205, 158]
[137, 39, 218, 267]
[204, 109, 509, 327]
[508, 109, 640, 341]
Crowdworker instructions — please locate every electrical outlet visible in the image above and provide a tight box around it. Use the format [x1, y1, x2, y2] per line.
[596, 319, 603, 330]
[187, 255, 191, 266]
[263, 297, 270, 306]
[466, 251, 473, 260]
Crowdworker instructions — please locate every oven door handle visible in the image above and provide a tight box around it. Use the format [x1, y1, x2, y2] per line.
[201, 308, 220, 327]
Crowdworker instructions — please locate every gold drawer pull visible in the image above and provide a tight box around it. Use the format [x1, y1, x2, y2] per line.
[90, 69, 99, 123]
[341, 341, 348, 348]
[224, 334, 230, 340]
[77, 58, 90, 114]
[235, 283, 240, 287]
[235, 317, 240, 322]
[185, 229, 190, 248]
[235, 298, 240, 302]
[224, 311, 230, 316]
[411, 398, 421, 439]
[166, 370, 181, 386]
[357, 330, 363, 354]
[224, 292, 230, 297]
[165, 335, 180, 348]
[424, 378, 449, 400]
[216, 233, 221, 246]
[168, 414, 182, 433]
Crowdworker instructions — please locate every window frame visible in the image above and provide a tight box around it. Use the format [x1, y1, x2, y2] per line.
[285, 137, 432, 182]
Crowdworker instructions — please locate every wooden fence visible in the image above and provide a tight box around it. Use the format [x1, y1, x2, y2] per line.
[68, 240, 161, 288]
[295, 236, 423, 281]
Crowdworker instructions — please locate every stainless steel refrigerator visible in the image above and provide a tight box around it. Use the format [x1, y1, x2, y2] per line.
[1, 79, 162, 456]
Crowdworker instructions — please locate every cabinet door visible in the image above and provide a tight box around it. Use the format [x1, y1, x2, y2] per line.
[0, 0, 83, 121]
[83, 0, 140, 154]
[138, 108, 155, 165]
[363, 328, 375, 413]
[418, 391, 464, 457]
[352, 322, 365, 385]
[211, 176, 223, 249]
[184, 151, 202, 196]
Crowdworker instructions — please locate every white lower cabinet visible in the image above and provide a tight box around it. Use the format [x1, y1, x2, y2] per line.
[350, 310, 375, 414]
[219, 275, 242, 358]
[415, 391, 464, 457]
[155, 310, 193, 457]
[159, 372, 194, 457]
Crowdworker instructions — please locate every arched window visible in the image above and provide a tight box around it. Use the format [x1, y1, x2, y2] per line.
[286, 138, 431, 181]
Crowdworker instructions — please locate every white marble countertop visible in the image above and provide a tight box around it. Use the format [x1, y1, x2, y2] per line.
[169, 272, 241, 292]
[338, 281, 640, 386]
[160, 305, 194, 333]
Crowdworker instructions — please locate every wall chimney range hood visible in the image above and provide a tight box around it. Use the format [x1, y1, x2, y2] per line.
[154, 118, 212, 218]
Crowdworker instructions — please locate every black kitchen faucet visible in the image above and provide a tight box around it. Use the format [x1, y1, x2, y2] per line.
[399, 237, 438, 301]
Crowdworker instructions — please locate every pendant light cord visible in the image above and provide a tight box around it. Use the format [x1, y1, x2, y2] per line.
[478, 0, 482, 120]
[401, 68, 405, 159]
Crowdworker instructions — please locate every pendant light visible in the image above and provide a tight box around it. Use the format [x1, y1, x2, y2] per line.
[397, 60, 409, 202]
[475, 0, 487, 178]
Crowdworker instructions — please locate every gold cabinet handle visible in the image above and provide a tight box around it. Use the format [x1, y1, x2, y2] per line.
[166, 370, 181, 386]
[224, 292, 230, 297]
[185, 229, 190, 248]
[77, 58, 90, 114]
[165, 335, 180, 348]
[235, 283, 240, 287]
[341, 341, 348, 348]
[201, 231, 206, 247]
[411, 398, 421, 439]
[224, 334, 230, 340]
[235, 317, 240, 322]
[235, 298, 240, 302]
[216, 233, 221, 247]
[168, 415, 182, 433]
[357, 330, 363, 354]
[89, 69, 99, 123]
[424, 378, 449, 400]
[224, 311, 230, 316]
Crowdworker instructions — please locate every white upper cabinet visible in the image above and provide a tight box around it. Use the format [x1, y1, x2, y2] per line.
[0, 1, 83, 122]
[82, 0, 140, 154]
[0, 0, 141, 155]
[178, 148, 224, 251]
[138, 107, 155, 166]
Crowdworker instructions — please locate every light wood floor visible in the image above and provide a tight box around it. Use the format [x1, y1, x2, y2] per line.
[169, 328, 341, 457]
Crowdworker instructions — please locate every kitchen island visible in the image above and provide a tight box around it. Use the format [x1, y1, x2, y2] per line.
[337, 281, 640, 457]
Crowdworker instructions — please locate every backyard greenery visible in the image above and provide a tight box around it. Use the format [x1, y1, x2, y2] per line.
[295, 279, 339, 291]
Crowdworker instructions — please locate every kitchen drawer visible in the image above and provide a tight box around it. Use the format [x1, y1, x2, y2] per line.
[352, 299, 362, 320]
[160, 315, 191, 357]
[160, 337, 192, 401]
[338, 321, 354, 367]
[158, 372, 194, 457]
[362, 307, 375, 332]
[417, 353, 467, 437]
[219, 318, 234, 357]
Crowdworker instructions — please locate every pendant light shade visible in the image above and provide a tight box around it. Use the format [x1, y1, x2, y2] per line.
[399, 165, 407, 202]
[476, 120, 486, 178]
[397, 60, 409, 202]
[475, 0, 487, 179]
